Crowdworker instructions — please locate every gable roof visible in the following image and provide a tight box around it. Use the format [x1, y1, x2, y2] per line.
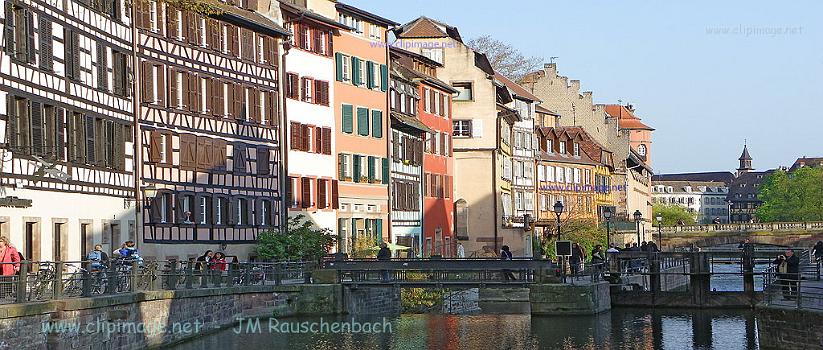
[653, 172, 736, 184]
[789, 157, 823, 172]
[202, 0, 289, 37]
[280, 1, 352, 31]
[494, 72, 541, 103]
[335, 2, 399, 27]
[535, 105, 560, 116]
[604, 104, 654, 131]
[727, 170, 775, 203]
[395, 17, 462, 42]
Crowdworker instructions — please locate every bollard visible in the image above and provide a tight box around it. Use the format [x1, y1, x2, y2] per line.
[106, 263, 119, 294]
[53, 262, 64, 300]
[81, 261, 92, 297]
[185, 262, 194, 289]
[15, 262, 30, 303]
[167, 261, 178, 290]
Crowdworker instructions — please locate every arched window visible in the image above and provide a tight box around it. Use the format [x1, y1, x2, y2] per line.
[637, 144, 647, 156]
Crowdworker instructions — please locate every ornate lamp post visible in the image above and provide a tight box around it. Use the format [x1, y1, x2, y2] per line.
[553, 201, 564, 240]
[656, 214, 664, 251]
[633, 210, 643, 245]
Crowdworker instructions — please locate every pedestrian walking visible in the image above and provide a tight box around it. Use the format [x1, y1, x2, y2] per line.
[570, 243, 586, 275]
[377, 243, 391, 282]
[500, 245, 516, 281]
[812, 241, 823, 263]
[0, 236, 21, 298]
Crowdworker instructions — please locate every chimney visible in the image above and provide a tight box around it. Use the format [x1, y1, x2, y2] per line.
[626, 104, 635, 112]
[570, 80, 581, 93]
[545, 63, 557, 77]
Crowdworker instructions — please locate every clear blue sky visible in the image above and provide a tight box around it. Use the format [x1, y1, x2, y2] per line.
[347, 0, 822, 174]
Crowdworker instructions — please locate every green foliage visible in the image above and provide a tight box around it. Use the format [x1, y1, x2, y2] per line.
[137, 0, 225, 16]
[350, 235, 380, 259]
[542, 219, 606, 260]
[757, 167, 823, 222]
[653, 204, 697, 226]
[255, 215, 336, 262]
[400, 273, 446, 313]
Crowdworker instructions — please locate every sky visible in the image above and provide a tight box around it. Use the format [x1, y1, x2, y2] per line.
[346, 0, 823, 174]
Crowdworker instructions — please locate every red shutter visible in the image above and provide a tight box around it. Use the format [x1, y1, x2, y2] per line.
[233, 85, 243, 119]
[322, 127, 332, 155]
[179, 134, 197, 170]
[290, 122, 300, 151]
[149, 131, 163, 163]
[301, 178, 312, 208]
[301, 124, 310, 151]
[213, 138, 227, 171]
[314, 126, 322, 154]
[332, 180, 339, 209]
[317, 179, 327, 209]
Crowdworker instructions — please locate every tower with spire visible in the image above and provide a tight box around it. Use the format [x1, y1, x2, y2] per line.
[736, 143, 754, 177]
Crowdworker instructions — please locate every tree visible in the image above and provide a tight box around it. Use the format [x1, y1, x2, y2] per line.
[541, 219, 606, 260]
[255, 215, 336, 262]
[757, 167, 823, 222]
[653, 204, 697, 227]
[466, 35, 544, 81]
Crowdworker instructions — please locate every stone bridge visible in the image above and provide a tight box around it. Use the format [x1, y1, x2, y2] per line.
[654, 221, 823, 250]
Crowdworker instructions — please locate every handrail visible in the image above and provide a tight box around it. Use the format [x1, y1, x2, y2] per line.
[0, 260, 312, 305]
[657, 221, 823, 234]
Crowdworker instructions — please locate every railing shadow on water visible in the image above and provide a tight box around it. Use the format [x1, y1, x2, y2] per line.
[0, 260, 313, 305]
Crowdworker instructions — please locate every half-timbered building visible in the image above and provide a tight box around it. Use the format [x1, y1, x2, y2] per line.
[1, 0, 134, 261]
[133, 0, 288, 260]
[389, 63, 427, 257]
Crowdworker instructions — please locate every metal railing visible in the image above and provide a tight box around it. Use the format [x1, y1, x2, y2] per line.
[762, 261, 823, 310]
[0, 260, 312, 305]
[660, 221, 823, 234]
[325, 258, 548, 287]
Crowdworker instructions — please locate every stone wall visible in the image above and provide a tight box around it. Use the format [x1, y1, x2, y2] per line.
[757, 305, 823, 350]
[529, 282, 611, 315]
[0, 285, 347, 350]
[343, 287, 401, 315]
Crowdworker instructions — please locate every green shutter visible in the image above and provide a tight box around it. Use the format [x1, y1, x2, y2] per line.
[366, 61, 375, 89]
[365, 218, 372, 236]
[380, 64, 388, 92]
[375, 219, 383, 241]
[338, 153, 345, 179]
[342, 104, 353, 134]
[382, 157, 390, 184]
[371, 110, 383, 138]
[351, 218, 357, 239]
[368, 156, 375, 182]
[335, 53, 344, 81]
[353, 155, 361, 182]
[352, 57, 361, 86]
[357, 107, 369, 136]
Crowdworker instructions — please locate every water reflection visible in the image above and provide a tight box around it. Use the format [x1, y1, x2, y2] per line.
[172, 309, 759, 350]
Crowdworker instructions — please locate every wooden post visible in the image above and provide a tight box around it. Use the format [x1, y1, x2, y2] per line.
[689, 252, 710, 306]
[106, 263, 118, 294]
[185, 261, 194, 289]
[81, 261, 92, 297]
[742, 245, 755, 295]
[649, 253, 662, 293]
[167, 261, 178, 290]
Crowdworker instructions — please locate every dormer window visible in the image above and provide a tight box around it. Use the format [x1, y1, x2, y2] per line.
[638, 144, 647, 157]
[559, 141, 566, 154]
[573, 143, 579, 157]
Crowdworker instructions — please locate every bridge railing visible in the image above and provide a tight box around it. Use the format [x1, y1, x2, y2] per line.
[659, 221, 823, 234]
[0, 260, 311, 305]
[763, 263, 823, 310]
[324, 258, 551, 286]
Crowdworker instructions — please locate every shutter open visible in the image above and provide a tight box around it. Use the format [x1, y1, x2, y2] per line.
[382, 158, 390, 184]
[3, 3, 15, 56]
[167, 67, 177, 108]
[25, 8, 35, 63]
[317, 179, 327, 209]
[233, 85, 244, 119]
[39, 17, 53, 70]
[301, 124, 310, 151]
[166, 8, 178, 39]
[353, 156, 361, 182]
[367, 156, 375, 182]
[338, 154, 345, 179]
[335, 53, 343, 81]
[301, 177, 312, 208]
[141, 61, 153, 103]
[30, 102, 44, 156]
[54, 108, 65, 160]
[314, 126, 322, 154]
[351, 57, 360, 85]
[380, 64, 388, 92]
[322, 127, 332, 155]
[332, 180, 339, 209]
[213, 138, 227, 171]
[188, 74, 199, 112]
[156, 63, 165, 106]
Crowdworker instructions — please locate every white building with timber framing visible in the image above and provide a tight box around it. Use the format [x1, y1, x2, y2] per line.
[0, 0, 136, 261]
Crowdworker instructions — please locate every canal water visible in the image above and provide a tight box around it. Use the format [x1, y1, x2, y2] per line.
[171, 309, 759, 350]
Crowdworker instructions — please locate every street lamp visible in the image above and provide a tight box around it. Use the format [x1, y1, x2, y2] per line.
[604, 208, 613, 263]
[656, 214, 664, 251]
[553, 201, 564, 239]
[633, 210, 643, 245]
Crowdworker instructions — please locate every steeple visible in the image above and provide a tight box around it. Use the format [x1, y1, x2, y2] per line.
[736, 143, 754, 177]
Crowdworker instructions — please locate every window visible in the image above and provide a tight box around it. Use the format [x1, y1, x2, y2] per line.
[198, 196, 210, 225]
[453, 120, 472, 137]
[573, 143, 580, 157]
[559, 141, 566, 154]
[286, 73, 299, 99]
[638, 144, 647, 156]
[452, 82, 473, 101]
[341, 54, 351, 81]
[112, 51, 129, 97]
[5, 3, 35, 63]
[421, 48, 443, 64]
